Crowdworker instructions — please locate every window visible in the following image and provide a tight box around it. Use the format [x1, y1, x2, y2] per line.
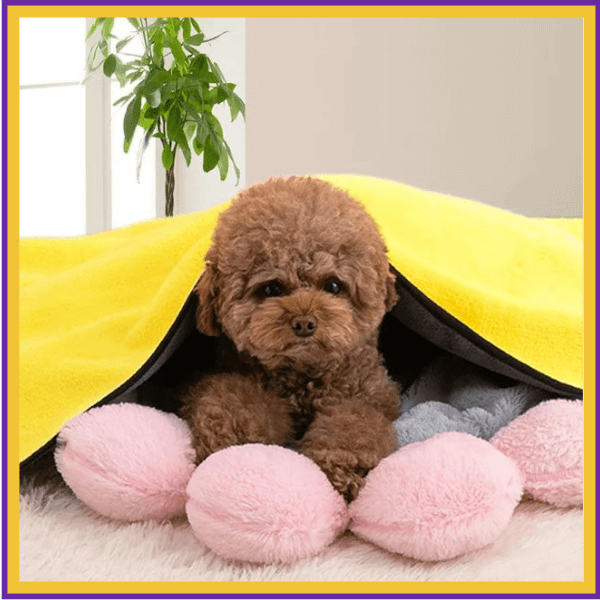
[19, 18, 87, 237]
[19, 17, 158, 237]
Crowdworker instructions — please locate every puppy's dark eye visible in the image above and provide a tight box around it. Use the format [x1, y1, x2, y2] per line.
[258, 280, 285, 298]
[323, 279, 343, 295]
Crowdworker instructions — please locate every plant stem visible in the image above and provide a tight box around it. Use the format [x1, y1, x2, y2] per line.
[165, 165, 175, 217]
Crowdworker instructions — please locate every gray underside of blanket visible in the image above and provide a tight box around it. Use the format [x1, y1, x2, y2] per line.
[393, 355, 553, 447]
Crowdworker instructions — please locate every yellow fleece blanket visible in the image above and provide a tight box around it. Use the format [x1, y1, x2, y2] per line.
[19, 175, 583, 463]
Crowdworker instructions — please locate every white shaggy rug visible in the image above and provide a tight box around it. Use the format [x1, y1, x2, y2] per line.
[20, 475, 584, 583]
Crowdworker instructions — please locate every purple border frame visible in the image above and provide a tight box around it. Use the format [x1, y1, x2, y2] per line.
[2, 0, 598, 4]
[3, 0, 9, 598]
[3, 596, 599, 600]
[2, 596, 600, 600]
[3, 2, 597, 599]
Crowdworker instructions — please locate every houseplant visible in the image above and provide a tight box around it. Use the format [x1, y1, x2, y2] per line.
[86, 17, 245, 216]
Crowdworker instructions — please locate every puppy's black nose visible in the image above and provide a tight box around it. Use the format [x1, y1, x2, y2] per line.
[290, 315, 317, 337]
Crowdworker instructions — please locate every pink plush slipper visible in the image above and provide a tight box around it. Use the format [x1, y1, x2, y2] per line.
[55, 398, 581, 565]
[349, 432, 523, 561]
[55, 403, 196, 521]
[186, 444, 350, 564]
[491, 399, 583, 507]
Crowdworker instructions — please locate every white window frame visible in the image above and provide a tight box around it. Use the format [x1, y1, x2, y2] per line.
[84, 17, 112, 233]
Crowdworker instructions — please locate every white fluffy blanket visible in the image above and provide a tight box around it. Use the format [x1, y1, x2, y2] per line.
[20, 477, 583, 583]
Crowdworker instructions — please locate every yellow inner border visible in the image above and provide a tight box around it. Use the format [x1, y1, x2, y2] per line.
[9, 5, 596, 17]
[8, 5, 596, 596]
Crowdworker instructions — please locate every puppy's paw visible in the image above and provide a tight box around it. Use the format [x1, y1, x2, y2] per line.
[297, 405, 397, 502]
[300, 447, 374, 502]
[180, 373, 294, 463]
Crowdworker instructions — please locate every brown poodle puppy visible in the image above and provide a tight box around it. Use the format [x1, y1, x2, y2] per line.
[179, 176, 401, 501]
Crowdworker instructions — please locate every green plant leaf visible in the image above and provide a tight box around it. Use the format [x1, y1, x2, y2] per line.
[138, 103, 156, 129]
[98, 38, 109, 58]
[183, 121, 197, 140]
[101, 18, 115, 39]
[231, 159, 240, 184]
[179, 101, 207, 129]
[86, 43, 99, 70]
[139, 116, 156, 130]
[86, 18, 104, 41]
[127, 18, 140, 29]
[203, 138, 220, 172]
[136, 127, 155, 182]
[179, 137, 192, 167]
[190, 18, 201, 33]
[142, 105, 158, 120]
[182, 93, 202, 114]
[145, 69, 170, 92]
[167, 36, 187, 73]
[166, 18, 181, 38]
[162, 144, 174, 170]
[160, 81, 175, 104]
[146, 88, 162, 109]
[228, 93, 246, 121]
[211, 85, 231, 104]
[166, 104, 182, 139]
[146, 119, 157, 137]
[123, 95, 142, 145]
[103, 54, 117, 77]
[197, 120, 209, 144]
[207, 112, 224, 136]
[129, 71, 144, 84]
[217, 148, 229, 180]
[153, 29, 164, 64]
[114, 58, 128, 86]
[183, 45, 200, 57]
[182, 18, 191, 41]
[115, 36, 133, 52]
[193, 136, 204, 155]
[223, 139, 241, 184]
[173, 123, 188, 146]
[190, 54, 208, 77]
[147, 19, 164, 35]
[185, 33, 205, 46]
[207, 58, 226, 83]
[113, 92, 134, 107]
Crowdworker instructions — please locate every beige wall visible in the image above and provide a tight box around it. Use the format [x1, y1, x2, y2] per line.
[246, 18, 583, 217]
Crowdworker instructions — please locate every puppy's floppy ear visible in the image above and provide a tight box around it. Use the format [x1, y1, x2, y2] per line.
[385, 268, 400, 311]
[194, 260, 221, 336]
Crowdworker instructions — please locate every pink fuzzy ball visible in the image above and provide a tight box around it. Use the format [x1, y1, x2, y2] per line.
[55, 403, 196, 521]
[349, 432, 523, 561]
[491, 399, 583, 507]
[186, 444, 350, 564]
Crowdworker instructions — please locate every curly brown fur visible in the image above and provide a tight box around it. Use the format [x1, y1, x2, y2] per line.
[179, 176, 401, 502]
